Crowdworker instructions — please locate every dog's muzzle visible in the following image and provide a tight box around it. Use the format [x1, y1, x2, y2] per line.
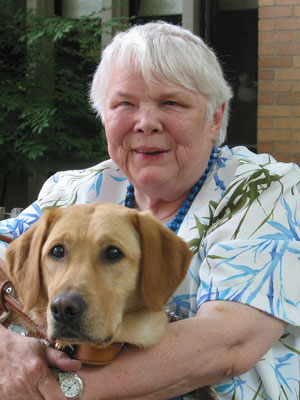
[50, 293, 87, 340]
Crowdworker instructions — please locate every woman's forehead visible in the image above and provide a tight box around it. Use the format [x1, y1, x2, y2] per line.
[109, 60, 199, 96]
[109, 69, 200, 100]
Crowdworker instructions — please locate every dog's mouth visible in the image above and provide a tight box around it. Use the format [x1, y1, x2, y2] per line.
[50, 321, 88, 341]
[50, 324, 114, 347]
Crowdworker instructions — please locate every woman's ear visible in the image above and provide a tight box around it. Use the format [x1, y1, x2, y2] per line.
[5, 209, 58, 311]
[130, 210, 193, 311]
[210, 102, 226, 141]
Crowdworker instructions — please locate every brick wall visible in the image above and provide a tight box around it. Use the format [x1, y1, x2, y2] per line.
[258, 0, 300, 163]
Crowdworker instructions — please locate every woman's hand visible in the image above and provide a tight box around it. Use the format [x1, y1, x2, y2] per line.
[0, 324, 81, 400]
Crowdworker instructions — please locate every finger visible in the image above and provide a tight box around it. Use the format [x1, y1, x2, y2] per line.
[45, 346, 82, 371]
[37, 371, 66, 400]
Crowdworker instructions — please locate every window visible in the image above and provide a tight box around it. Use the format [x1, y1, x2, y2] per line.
[205, 0, 258, 151]
[129, 0, 182, 25]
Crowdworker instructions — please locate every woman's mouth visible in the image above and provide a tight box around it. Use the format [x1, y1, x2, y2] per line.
[135, 149, 168, 156]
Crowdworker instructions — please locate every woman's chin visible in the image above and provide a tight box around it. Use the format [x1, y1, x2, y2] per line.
[130, 169, 173, 189]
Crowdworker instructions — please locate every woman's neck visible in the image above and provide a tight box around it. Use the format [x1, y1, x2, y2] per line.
[133, 190, 188, 223]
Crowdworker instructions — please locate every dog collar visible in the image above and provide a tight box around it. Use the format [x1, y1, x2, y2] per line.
[55, 341, 123, 365]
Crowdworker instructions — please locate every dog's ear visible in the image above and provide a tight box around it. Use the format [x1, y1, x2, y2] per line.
[131, 210, 193, 311]
[5, 209, 58, 311]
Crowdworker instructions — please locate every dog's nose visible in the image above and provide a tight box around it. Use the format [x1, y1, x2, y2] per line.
[51, 293, 86, 323]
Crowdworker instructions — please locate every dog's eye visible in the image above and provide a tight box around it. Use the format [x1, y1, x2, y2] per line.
[103, 246, 124, 261]
[50, 245, 65, 259]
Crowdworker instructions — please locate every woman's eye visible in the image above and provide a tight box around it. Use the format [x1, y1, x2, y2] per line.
[103, 246, 124, 261]
[50, 245, 65, 259]
[164, 100, 178, 106]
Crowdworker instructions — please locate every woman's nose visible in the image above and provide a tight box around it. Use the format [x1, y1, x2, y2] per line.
[133, 106, 163, 134]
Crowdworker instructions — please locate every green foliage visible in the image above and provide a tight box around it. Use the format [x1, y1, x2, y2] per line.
[0, 1, 126, 178]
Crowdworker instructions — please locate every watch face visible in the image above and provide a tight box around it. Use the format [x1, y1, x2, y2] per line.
[61, 376, 82, 398]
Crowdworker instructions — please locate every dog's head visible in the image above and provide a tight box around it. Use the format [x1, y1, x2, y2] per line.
[5, 203, 192, 347]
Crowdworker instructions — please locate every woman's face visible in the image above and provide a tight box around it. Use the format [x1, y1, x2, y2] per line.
[104, 63, 224, 200]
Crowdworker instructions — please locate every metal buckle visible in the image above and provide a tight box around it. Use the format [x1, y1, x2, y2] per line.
[0, 280, 14, 312]
[55, 342, 77, 356]
[8, 322, 29, 336]
[209, 387, 218, 399]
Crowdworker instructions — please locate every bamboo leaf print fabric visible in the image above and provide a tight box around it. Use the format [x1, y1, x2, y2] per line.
[1, 146, 300, 399]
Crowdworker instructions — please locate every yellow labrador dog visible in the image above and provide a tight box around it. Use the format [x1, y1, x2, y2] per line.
[4, 203, 192, 351]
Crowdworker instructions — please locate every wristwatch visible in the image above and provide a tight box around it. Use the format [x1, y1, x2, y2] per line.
[58, 371, 84, 399]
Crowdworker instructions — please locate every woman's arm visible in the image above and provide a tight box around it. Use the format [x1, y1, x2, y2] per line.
[79, 300, 287, 400]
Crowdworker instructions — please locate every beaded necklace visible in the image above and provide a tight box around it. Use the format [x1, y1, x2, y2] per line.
[125, 147, 219, 234]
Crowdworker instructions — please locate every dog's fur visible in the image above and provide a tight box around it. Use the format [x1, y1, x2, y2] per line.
[5, 203, 192, 349]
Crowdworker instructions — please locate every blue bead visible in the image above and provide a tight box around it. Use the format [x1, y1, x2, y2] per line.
[126, 192, 134, 200]
[127, 184, 134, 192]
[169, 222, 178, 231]
[192, 185, 200, 194]
[188, 193, 195, 201]
[174, 214, 184, 222]
[178, 207, 188, 216]
[183, 200, 191, 208]
[126, 200, 134, 208]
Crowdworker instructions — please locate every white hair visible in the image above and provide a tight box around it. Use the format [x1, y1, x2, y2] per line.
[90, 21, 233, 146]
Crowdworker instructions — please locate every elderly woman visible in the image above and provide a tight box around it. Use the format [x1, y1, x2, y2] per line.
[0, 21, 300, 400]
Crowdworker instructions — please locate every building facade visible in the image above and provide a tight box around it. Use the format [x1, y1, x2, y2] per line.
[258, 0, 300, 164]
